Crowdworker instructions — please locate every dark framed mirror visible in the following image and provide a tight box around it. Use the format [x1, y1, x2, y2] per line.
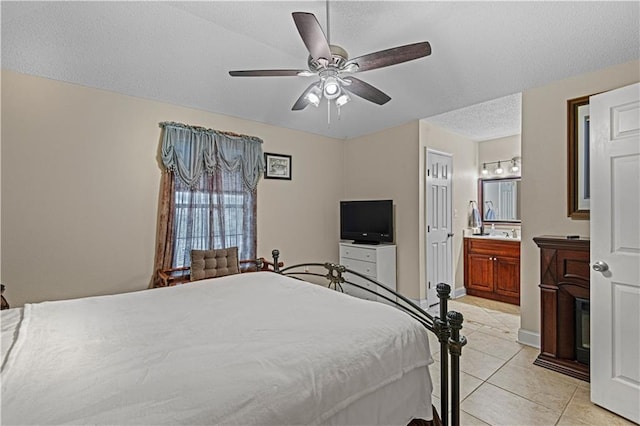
[567, 95, 591, 220]
[479, 177, 521, 223]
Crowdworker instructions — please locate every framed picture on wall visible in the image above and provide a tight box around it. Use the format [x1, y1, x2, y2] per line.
[264, 152, 292, 180]
[567, 95, 591, 220]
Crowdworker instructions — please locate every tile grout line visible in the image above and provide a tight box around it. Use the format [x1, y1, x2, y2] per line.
[456, 298, 580, 424]
[554, 386, 581, 425]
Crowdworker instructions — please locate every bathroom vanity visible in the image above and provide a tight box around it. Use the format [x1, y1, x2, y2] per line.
[464, 235, 521, 305]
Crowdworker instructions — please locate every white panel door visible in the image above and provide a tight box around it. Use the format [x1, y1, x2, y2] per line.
[590, 82, 640, 424]
[426, 149, 453, 306]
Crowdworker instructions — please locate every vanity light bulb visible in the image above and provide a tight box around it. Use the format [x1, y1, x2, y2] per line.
[511, 164, 519, 172]
[481, 163, 488, 175]
[495, 162, 503, 174]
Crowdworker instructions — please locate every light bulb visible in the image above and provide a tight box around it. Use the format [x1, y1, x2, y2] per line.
[335, 93, 351, 107]
[304, 85, 322, 107]
[495, 161, 503, 174]
[510, 160, 519, 173]
[481, 163, 488, 175]
[305, 92, 320, 107]
[323, 77, 340, 99]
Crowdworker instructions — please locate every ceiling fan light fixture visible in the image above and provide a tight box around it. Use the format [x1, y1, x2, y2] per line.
[230, 10, 432, 116]
[323, 76, 341, 99]
[335, 92, 351, 107]
[305, 85, 322, 107]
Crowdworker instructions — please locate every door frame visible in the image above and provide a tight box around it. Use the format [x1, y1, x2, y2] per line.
[425, 148, 454, 306]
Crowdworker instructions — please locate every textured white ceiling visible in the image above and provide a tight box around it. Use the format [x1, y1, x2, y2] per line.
[2, 1, 638, 140]
[425, 93, 522, 141]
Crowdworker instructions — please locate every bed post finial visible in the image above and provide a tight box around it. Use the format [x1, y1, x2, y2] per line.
[436, 282, 451, 299]
[272, 249, 280, 272]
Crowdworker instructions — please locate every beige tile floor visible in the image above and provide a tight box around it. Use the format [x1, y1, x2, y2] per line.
[429, 295, 636, 426]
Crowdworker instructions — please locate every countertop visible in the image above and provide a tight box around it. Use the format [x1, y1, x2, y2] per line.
[465, 234, 521, 242]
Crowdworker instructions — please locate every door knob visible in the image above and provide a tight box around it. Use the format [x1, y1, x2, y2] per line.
[592, 261, 609, 272]
[447, 233, 454, 238]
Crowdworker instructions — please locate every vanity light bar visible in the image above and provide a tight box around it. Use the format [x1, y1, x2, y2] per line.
[481, 156, 521, 175]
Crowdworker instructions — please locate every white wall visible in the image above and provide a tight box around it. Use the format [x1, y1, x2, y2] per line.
[419, 121, 477, 296]
[520, 60, 640, 342]
[1, 70, 344, 307]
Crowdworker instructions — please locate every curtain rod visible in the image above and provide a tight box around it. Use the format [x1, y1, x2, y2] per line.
[159, 121, 261, 141]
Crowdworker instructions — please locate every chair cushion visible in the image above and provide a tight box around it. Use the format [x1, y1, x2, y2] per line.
[190, 247, 240, 281]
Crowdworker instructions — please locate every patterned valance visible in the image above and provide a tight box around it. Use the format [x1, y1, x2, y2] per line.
[159, 122, 265, 191]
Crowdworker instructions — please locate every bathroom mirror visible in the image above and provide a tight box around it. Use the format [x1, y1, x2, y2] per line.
[479, 177, 521, 223]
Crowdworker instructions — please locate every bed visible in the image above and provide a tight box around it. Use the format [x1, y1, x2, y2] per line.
[1, 251, 466, 425]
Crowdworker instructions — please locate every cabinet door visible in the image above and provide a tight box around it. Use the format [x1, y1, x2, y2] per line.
[467, 254, 494, 292]
[494, 256, 520, 299]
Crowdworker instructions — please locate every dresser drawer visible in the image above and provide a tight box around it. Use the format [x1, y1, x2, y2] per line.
[342, 273, 376, 301]
[338, 242, 396, 304]
[341, 257, 377, 278]
[340, 245, 376, 263]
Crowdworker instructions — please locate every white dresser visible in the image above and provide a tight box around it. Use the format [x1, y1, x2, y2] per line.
[338, 242, 397, 304]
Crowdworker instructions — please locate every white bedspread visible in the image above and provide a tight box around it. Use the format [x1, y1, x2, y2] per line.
[1, 272, 433, 425]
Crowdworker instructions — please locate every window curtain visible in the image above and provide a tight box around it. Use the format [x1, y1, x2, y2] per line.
[152, 122, 265, 287]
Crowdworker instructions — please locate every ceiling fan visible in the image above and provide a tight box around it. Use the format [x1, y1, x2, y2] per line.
[228, 10, 431, 113]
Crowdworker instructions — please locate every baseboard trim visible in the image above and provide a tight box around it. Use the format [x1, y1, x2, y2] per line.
[518, 328, 540, 348]
[412, 287, 464, 309]
[453, 287, 466, 299]
[410, 298, 429, 309]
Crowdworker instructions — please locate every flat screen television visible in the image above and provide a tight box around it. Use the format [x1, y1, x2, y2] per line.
[340, 200, 393, 244]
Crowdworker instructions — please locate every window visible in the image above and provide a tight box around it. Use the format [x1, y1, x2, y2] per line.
[152, 122, 264, 286]
[171, 171, 256, 268]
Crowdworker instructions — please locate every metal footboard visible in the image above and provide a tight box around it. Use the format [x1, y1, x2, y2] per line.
[265, 250, 467, 426]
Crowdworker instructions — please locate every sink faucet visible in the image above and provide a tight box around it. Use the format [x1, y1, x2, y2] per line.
[512, 229, 518, 238]
[503, 231, 510, 237]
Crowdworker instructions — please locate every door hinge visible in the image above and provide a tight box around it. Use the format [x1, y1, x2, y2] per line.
[427, 169, 430, 176]
[428, 281, 431, 289]
[427, 225, 430, 232]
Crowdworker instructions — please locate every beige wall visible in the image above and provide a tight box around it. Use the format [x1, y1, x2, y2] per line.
[520, 60, 640, 341]
[0, 74, 3, 282]
[1, 70, 344, 307]
[419, 122, 477, 296]
[5, 60, 637, 313]
[342, 121, 421, 299]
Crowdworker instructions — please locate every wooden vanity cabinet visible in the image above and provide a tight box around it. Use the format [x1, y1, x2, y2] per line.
[464, 237, 521, 305]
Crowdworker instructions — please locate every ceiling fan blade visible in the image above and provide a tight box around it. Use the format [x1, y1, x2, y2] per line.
[344, 42, 431, 73]
[229, 69, 310, 77]
[342, 77, 391, 105]
[292, 12, 332, 63]
[292, 82, 320, 111]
